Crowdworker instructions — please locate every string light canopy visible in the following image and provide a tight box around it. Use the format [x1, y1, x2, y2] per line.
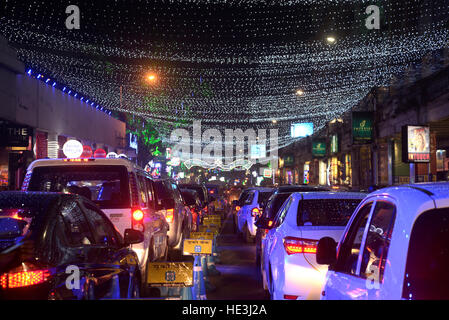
[1, 0, 448, 157]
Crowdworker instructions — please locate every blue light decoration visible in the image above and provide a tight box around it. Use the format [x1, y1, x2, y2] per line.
[24, 67, 112, 117]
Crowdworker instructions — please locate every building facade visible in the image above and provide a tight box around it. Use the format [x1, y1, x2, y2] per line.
[0, 37, 127, 190]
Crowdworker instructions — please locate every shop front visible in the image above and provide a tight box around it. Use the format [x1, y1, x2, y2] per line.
[0, 119, 34, 190]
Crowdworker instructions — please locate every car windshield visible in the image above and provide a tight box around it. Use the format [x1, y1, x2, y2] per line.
[27, 165, 130, 209]
[296, 198, 362, 226]
[403, 208, 449, 300]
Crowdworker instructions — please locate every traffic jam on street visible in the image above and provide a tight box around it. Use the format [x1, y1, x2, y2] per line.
[1, 0, 449, 304]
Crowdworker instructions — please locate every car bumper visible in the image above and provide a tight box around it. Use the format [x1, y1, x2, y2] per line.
[280, 254, 327, 300]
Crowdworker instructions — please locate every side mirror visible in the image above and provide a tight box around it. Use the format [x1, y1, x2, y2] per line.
[161, 198, 175, 210]
[316, 237, 337, 265]
[124, 229, 144, 245]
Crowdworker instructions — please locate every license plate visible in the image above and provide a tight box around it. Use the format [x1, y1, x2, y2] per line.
[147, 262, 194, 287]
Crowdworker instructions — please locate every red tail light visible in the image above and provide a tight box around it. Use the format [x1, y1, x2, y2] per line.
[165, 208, 174, 223]
[204, 206, 208, 213]
[1, 268, 50, 289]
[132, 208, 145, 232]
[284, 294, 298, 300]
[283, 237, 318, 255]
[132, 209, 144, 221]
[251, 208, 261, 217]
[235, 206, 241, 212]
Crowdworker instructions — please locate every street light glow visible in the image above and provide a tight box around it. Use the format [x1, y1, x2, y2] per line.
[146, 73, 157, 83]
[326, 36, 336, 44]
[296, 89, 304, 96]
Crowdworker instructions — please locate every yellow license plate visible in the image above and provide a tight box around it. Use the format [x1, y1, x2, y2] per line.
[183, 239, 213, 255]
[146, 262, 193, 287]
[199, 225, 219, 235]
[203, 219, 221, 227]
[190, 232, 215, 240]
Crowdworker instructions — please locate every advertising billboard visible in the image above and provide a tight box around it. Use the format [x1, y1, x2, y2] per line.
[291, 123, 313, 138]
[250, 144, 266, 159]
[402, 125, 430, 163]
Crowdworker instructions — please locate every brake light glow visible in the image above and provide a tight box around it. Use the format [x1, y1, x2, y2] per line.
[165, 208, 174, 223]
[251, 208, 261, 217]
[268, 220, 273, 227]
[1, 269, 50, 289]
[235, 206, 241, 211]
[63, 158, 92, 162]
[284, 295, 298, 300]
[283, 237, 318, 255]
[132, 209, 144, 221]
[132, 208, 145, 232]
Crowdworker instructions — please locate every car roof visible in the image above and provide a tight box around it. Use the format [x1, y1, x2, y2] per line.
[0, 191, 70, 211]
[27, 158, 145, 173]
[290, 191, 367, 200]
[369, 182, 449, 209]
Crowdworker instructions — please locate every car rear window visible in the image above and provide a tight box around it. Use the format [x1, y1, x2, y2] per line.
[27, 165, 130, 209]
[0, 206, 45, 252]
[296, 199, 362, 226]
[258, 191, 273, 205]
[179, 185, 206, 202]
[153, 181, 172, 203]
[264, 193, 291, 219]
[403, 208, 449, 300]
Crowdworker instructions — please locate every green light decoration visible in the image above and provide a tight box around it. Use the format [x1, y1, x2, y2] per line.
[151, 146, 162, 156]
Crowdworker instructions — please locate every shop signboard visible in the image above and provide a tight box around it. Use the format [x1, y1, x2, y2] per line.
[0, 120, 32, 147]
[352, 112, 374, 144]
[312, 140, 326, 158]
[283, 154, 294, 166]
[402, 125, 430, 163]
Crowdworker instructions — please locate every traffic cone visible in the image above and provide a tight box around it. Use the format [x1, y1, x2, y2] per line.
[207, 238, 221, 275]
[202, 255, 216, 292]
[191, 255, 206, 300]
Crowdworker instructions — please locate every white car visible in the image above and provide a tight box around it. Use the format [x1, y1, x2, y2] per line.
[21, 158, 170, 295]
[317, 182, 449, 300]
[237, 188, 273, 243]
[262, 191, 366, 300]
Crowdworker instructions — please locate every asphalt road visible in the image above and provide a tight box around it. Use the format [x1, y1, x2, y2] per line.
[206, 211, 269, 300]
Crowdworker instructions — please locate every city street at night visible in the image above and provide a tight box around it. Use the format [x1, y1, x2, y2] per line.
[1, 0, 449, 309]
